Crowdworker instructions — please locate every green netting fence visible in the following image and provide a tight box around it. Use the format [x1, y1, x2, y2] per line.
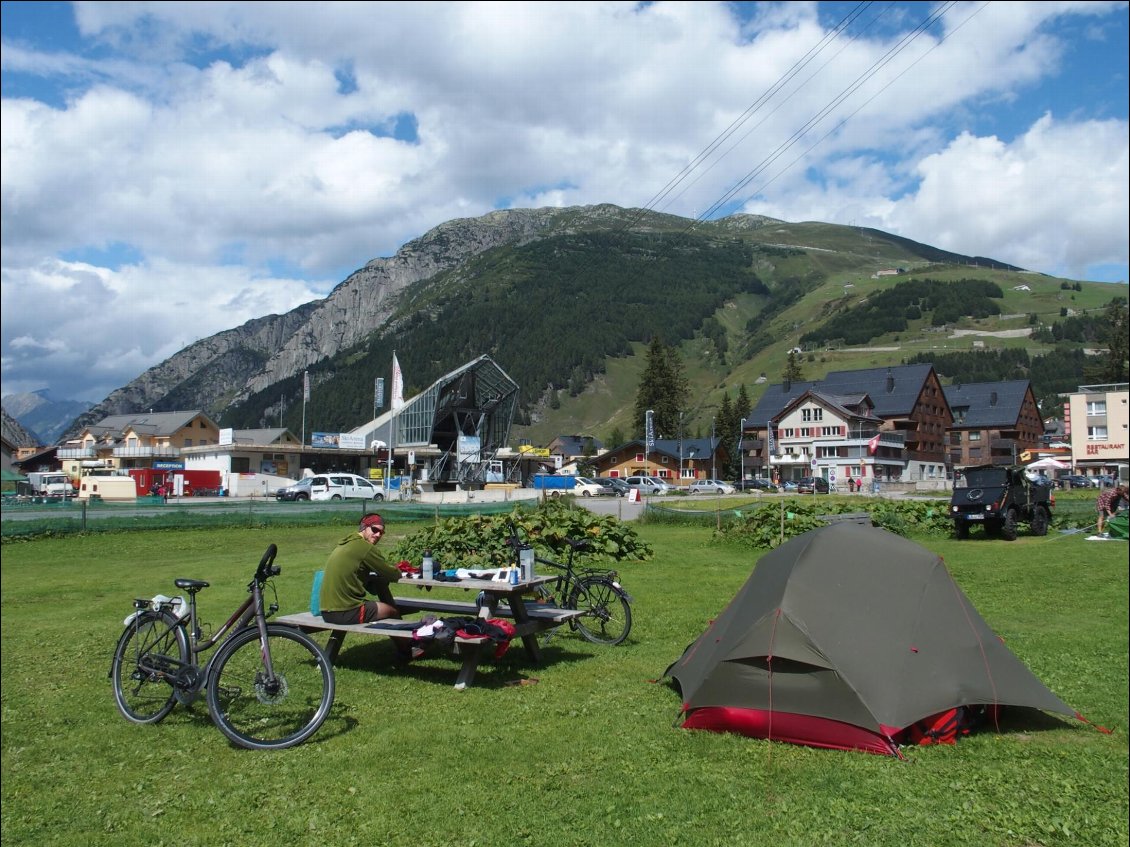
[0, 496, 522, 541]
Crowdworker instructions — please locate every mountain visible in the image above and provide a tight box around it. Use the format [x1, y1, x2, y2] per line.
[1, 390, 87, 444]
[2, 405, 41, 448]
[58, 204, 1115, 446]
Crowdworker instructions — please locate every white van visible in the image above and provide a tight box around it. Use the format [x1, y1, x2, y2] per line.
[275, 473, 385, 502]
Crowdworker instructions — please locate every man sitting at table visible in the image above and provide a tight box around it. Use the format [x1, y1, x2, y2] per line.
[319, 513, 404, 625]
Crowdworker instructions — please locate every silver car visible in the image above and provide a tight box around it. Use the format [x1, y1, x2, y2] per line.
[688, 479, 736, 495]
[624, 475, 669, 495]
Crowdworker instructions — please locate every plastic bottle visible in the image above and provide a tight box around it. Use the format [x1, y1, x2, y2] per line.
[509, 565, 520, 585]
[422, 550, 434, 580]
[520, 546, 535, 582]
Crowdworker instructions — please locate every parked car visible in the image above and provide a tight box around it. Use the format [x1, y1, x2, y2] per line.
[572, 476, 606, 497]
[275, 473, 386, 501]
[780, 479, 799, 492]
[734, 478, 777, 492]
[598, 477, 630, 497]
[687, 479, 736, 495]
[796, 477, 830, 494]
[624, 475, 670, 495]
[1057, 474, 1095, 489]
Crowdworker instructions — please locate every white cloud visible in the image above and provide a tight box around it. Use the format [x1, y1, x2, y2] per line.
[2, 1, 1127, 404]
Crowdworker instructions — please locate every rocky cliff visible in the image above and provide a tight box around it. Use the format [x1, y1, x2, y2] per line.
[65, 205, 656, 438]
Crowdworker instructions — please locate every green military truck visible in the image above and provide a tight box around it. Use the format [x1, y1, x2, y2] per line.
[949, 464, 1053, 540]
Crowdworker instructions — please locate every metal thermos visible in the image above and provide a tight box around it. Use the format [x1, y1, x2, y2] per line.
[519, 546, 535, 582]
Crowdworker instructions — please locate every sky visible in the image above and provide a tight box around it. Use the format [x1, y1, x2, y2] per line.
[2, 1, 1128, 404]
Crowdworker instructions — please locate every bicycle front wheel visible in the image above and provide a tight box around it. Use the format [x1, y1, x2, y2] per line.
[111, 610, 190, 724]
[568, 577, 632, 646]
[205, 624, 334, 750]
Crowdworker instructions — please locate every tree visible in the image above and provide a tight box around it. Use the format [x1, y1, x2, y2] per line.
[606, 425, 625, 450]
[633, 335, 689, 439]
[782, 350, 805, 384]
[1084, 299, 1129, 383]
[715, 391, 739, 480]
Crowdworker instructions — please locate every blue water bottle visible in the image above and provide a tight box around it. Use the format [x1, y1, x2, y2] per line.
[509, 565, 520, 585]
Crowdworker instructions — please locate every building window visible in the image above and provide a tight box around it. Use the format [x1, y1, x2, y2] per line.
[1088, 426, 1108, 441]
[968, 432, 981, 441]
[1086, 401, 1106, 416]
[184, 439, 192, 447]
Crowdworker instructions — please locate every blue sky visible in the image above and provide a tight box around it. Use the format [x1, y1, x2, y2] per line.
[2, 1, 1127, 403]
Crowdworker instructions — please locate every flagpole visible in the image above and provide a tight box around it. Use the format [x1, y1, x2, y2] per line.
[386, 353, 399, 493]
[301, 370, 309, 447]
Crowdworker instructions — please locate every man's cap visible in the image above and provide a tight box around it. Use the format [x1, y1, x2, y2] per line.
[360, 513, 384, 531]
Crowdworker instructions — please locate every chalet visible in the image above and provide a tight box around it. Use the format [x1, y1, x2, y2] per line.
[590, 437, 729, 486]
[743, 364, 952, 484]
[943, 380, 1043, 468]
[57, 411, 220, 480]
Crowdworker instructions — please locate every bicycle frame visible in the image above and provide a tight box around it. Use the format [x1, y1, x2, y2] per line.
[138, 549, 282, 693]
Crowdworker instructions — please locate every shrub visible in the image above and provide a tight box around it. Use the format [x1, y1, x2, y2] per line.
[389, 498, 653, 568]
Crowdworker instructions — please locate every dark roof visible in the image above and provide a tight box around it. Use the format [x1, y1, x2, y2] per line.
[82, 411, 213, 439]
[549, 435, 604, 456]
[943, 380, 1033, 428]
[745, 364, 940, 426]
[778, 390, 880, 423]
[230, 428, 297, 445]
[602, 437, 719, 462]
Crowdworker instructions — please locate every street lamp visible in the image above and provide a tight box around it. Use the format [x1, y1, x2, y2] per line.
[711, 417, 716, 480]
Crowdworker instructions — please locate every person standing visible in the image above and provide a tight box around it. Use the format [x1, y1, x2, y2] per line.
[1095, 485, 1127, 535]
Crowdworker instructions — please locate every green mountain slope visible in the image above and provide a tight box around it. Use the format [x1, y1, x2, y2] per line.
[218, 207, 1122, 446]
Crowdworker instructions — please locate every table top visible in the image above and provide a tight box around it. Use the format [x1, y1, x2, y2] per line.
[400, 573, 556, 593]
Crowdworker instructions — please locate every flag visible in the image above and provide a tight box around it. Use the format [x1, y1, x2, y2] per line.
[391, 353, 404, 410]
[303, 370, 310, 402]
[868, 433, 880, 455]
[766, 420, 775, 454]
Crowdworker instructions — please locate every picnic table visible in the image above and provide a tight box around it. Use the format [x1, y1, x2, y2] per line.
[275, 574, 585, 689]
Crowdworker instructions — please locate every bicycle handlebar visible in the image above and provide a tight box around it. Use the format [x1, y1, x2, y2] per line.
[252, 544, 280, 587]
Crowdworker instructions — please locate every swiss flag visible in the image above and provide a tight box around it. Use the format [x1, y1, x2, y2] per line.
[868, 434, 880, 454]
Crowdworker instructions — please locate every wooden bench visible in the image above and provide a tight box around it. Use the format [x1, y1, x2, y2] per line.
[275, 611, 493, 690]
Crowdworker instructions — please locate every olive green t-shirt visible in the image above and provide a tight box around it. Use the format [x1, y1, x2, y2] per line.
[319, 532, 401, 612]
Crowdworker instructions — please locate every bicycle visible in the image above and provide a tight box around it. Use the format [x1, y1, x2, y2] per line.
[504, 523, 633, 646]
[110, 544, 335, 750]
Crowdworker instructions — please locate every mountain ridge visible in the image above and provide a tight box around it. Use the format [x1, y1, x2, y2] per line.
[44, 204, 1108, 446]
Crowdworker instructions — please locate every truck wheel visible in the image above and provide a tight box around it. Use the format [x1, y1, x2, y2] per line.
[1001, 508, 1019, 541]
[1030, 505, 1049, 537]
[954, 522, 969, 540]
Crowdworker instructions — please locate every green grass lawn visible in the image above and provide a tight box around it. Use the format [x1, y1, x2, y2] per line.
[2, 522, 1126, 847]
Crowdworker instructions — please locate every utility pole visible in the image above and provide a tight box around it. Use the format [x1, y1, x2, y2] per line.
[711, 417, 716, 480]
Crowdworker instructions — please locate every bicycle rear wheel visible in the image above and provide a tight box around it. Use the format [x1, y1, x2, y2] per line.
[111, 610, 189, 724]
[206, 624, 334, 750]
[568, 577, 632, 646]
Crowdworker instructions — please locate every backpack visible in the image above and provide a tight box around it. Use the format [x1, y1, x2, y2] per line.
[903, 704, 1001, 746]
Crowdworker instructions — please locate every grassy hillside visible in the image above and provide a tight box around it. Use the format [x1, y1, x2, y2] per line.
[219, 207, 1124, 447]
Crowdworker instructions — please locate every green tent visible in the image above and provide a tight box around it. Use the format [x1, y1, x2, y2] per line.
[1, 468, 26, 482]
[665, 523, 1076, 756]
[1107, 514, 1128, 540]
